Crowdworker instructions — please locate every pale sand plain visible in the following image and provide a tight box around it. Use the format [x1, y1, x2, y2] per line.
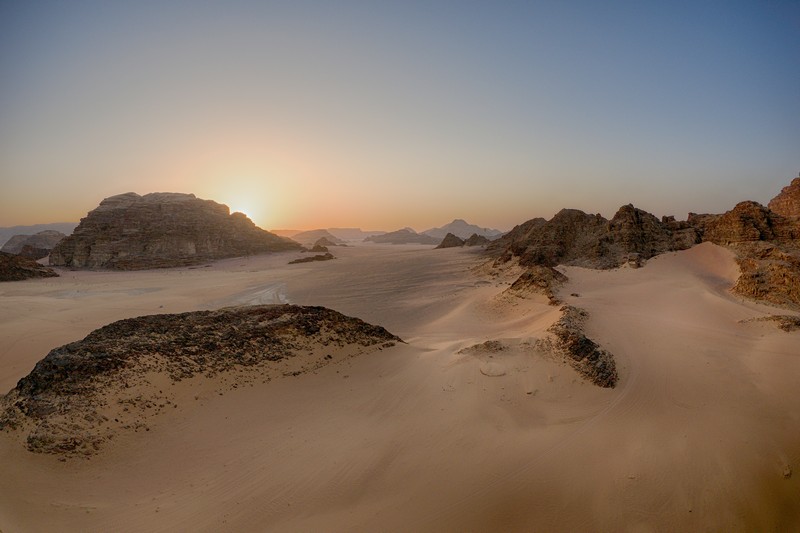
[0, 242, 798, 531]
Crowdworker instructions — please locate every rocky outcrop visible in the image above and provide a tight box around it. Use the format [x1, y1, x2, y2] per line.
[365, 228, 439, 245]
[730, 243, 800, 309]
[505, 265, 568, 304]
[0, 251, 59, 282]
[289, 253, 335, 264]
[488, 204, 699, 269]
[768, 176, 800, 218]
[547, 306, 617, 388]
[464, 233, 490, 246]
[702, 201, 799, 245]
[310, 243, 329, 253]
[313, 237, 339, 248]
[49, 193, 301, 269]
[0, 305, 400, 456]
[435, 233, 465, 249]
[1, 230, 66, 256]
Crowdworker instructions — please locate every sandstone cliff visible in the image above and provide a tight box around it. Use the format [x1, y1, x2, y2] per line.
[0, 304, 400, 456]
[768, 176, 800, 218]
[49, 193, 301, 269]
[0, 251, 59, 282]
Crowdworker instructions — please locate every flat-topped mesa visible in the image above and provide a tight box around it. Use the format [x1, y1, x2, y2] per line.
[49, 192, 302, 269]
[768, 176, 800, 218]
[488, 204, 699, 269]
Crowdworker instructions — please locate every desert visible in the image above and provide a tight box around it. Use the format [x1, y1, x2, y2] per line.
[2, 2, 799, 530]
[1, 186, 799, 530]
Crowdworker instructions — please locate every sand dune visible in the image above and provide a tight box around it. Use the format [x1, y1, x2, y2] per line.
[0, 243, 798, 531]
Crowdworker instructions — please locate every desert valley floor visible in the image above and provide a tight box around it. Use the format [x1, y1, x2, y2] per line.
[0, 243, 798, 531]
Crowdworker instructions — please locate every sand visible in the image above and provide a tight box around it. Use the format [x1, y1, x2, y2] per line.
[0, 242, 798, 531]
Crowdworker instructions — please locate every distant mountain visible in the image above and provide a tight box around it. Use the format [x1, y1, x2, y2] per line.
[0, 223, 77, 248]
[327, 228, 386, 240]
[290, 229, 346, 246]
[422, 219, 503, 240]
[365, 228, 439, 245]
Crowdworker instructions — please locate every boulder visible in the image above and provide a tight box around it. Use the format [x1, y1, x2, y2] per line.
[0, 251, 59, 282]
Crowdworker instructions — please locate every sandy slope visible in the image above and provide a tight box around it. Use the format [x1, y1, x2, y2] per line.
[0, 243, 798, 531]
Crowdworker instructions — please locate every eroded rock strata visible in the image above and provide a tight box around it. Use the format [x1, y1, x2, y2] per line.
[49, 192, 301, 269]
[547, 306, 617, 388]
[0, 305, 400, 456]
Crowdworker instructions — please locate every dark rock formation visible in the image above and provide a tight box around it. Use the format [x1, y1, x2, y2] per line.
[18, 245, 53, 260]
[49, 193, 301, 269]
[0, 305, 400, 456]
[741, 315, 800, 332]
[289, 253, 335, 264]
[310, 243, 329, 253]
[488, 204, 699, 269]
[435, 233, 465, 249]
[730, 243, 800, 309]
[365, 228, 439, 245]
[547, 306, 617, 388]
[505, 265, 568, 304]
[1, 230, 66, 255]
[0, 251, 59, 282]
[423, 219, 503, 240]
[768, 176, 800, 218]
[464, 233, 491, 246]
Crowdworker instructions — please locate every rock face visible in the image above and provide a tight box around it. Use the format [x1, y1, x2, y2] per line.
[364, 228, 439, 245]
[488, 204, 699, 269]
[0, 223, 76, 249]
[768, 176, 800, 218]
[547, 306, 617, 388]
[701, 201, 799, 245]
[49, 193, 302, 269]
[0, 305, 400, 456]
[435, 233, 465, 249]
[0, 251, 59, 282]
[1, 230, 66, 256]
[423, 219, 503, 240]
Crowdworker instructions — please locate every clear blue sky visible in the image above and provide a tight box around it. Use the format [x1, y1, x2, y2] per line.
[1, 0, 798, 230]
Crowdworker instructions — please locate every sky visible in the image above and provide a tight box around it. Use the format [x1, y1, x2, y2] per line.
[1, 1, 799, 232]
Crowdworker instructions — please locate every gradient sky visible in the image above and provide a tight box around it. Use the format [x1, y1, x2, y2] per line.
[1, 1, 799, 231]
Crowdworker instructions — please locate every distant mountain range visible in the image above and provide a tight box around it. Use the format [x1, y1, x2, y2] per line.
[422, 219, 503, 240]
[272, 228, 386, 241]
[365, 228, 439, 245]
[0, 223, 77, 248]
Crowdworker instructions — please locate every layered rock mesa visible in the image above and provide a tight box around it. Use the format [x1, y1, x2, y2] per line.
[0, 304, 401, 456]
[1, 230, 66, 259]
[50, 192, 302, 269]
[0, 251, 59, 282]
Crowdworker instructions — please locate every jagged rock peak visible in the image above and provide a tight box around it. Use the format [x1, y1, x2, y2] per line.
[768, 176, 800, 218]
[435, 233, 465, 249]
[49, 192, 301, 270]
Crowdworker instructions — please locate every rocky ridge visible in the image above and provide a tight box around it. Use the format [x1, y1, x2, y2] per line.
[0, 251, 59, 282]
[0, 305, 400, 456]
[435, 233, 465, 249]
[546, 306, 618, 388]
[49, 192, 302, 270]
[488, 176, 800, 309]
